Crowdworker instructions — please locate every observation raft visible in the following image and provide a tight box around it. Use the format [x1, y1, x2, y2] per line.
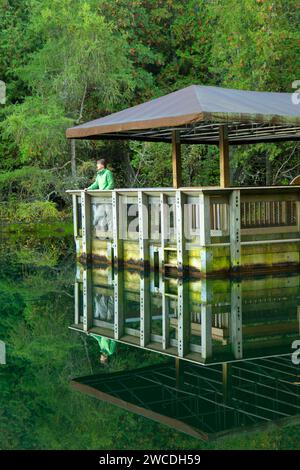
[66, 85, 300, 277]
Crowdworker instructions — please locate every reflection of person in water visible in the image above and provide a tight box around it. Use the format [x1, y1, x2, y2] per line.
[91, 293, 116, 364]
[89, 333, 116, 365]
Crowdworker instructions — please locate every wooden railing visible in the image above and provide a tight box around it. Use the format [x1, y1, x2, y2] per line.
[67, 186, 300, 271]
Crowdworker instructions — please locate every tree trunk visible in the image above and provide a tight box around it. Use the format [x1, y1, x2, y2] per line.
[71, 139, 76, 177]
[266, 154, 271, 186]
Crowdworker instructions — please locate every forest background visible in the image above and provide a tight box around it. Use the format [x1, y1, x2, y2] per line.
[1, 0, 300, 223]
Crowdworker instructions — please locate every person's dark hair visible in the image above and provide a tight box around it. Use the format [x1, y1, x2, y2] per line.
[96, 158, 107, 168]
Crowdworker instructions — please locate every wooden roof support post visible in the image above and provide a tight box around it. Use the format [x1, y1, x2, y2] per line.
[172, 130, 182, 188]
[219, 125, 230, 188]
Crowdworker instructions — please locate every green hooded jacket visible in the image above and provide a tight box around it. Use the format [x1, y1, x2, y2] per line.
[88, 168, 115, 190]
[89, 333, 116, 356]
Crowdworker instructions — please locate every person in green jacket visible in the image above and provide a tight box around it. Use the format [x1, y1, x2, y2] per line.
[85, 158, 115, 235]
[89, 333, 117, 365]
[85, 158, 115, 191]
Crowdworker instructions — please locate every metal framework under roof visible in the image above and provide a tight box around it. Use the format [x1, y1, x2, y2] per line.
[73, 121, 300, 145]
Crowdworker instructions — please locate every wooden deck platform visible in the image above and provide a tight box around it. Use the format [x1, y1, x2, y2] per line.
[67, 185, 300, 277]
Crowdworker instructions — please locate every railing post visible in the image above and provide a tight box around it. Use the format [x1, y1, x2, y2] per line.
[138, 191, 149, 270]
[160, 193, 168, 271]
[72, 194, 78, 238]
[230, 281, 243, 359]
[199, 192, 211, 274]
[137, 190, 151, 347]
[112, 191, 123, 268]
[176, 190, 188, 275]
[81, 191, 91, 258]
[82, 268, 92, 332]
[229, 190, 241, 269]
[112, 192, 124, 340]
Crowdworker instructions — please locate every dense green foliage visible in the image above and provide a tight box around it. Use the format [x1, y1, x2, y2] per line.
[1, 0, 300, 221]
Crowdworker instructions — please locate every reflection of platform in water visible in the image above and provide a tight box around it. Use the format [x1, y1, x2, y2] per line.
[70, 265, 300, 365]
[71, 357, 300, 440]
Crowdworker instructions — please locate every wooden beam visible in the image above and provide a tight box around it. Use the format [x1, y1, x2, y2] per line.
[112, 191, 124, 268]
[222, 363, 232, 404]
[175, 190, 188, 274]
[199, 193, 211, 274]
[138, 191, 149, 269]
[72, 194, 78, 238]
[219, 125, 230, 188]
[160, 192, 170, 351]
[81, 191, 91, 257]
[160, 193, 168, 268]
[172, 130, 182, 188]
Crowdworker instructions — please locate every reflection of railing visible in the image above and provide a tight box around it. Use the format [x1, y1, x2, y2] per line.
[72, 265, 300, 365]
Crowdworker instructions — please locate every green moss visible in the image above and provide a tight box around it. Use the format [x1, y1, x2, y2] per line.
[16, 201, 61, 222]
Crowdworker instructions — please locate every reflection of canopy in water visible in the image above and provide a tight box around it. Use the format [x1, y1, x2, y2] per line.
[71, 358, 300, 441]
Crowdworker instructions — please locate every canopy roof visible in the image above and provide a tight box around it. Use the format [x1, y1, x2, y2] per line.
[66, 85, 300, 145]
